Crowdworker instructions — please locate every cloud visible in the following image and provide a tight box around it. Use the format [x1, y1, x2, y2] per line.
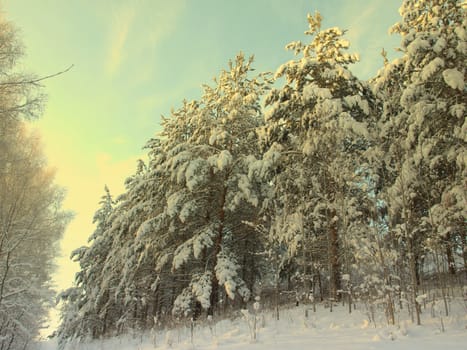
[126, 0, 188, 85]
[105, 1, 187, 81]
[147, 0, 186, 46]
[106, 3, 136, 76]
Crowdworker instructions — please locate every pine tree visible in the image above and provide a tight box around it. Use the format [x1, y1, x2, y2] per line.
[58, 54, 272, 344]
[157, 53, 271, 318]
[372, 0, 466, 324]
[260, 12, 376, 302]
[58, 186, 116, 342]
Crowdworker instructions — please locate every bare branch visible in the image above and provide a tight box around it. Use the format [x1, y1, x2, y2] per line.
[0, 64, 74, 87]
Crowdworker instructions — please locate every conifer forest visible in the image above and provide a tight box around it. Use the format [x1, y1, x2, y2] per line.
[0, 0, 465, 349]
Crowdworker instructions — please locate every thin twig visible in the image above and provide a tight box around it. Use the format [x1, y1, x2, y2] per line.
[0, 64, 74, 86]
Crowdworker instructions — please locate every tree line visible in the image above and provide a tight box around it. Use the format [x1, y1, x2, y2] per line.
[58, 0, 465, 346]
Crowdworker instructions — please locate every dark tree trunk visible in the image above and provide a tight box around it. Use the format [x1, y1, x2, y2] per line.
[317, 271, 324, 302]
[208, 185, 227, 316]
[328, 209, 341, 301]
[409, 238, 421, 325]
[463, 236, 467, 273]
[208, 234, 222, 317]
[445, 233, 456, 275]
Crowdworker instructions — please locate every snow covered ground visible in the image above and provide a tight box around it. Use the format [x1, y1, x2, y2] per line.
[37, 300, 466, 350]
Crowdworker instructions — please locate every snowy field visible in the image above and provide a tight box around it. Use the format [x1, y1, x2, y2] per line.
[37, 300, 466, 350]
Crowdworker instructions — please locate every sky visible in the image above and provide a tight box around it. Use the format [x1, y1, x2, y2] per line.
[2, 0, 402, 293]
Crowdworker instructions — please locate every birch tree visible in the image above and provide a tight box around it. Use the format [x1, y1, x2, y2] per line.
[0, 14, 69, 349]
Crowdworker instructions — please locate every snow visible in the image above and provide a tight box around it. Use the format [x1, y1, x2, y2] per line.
[454, 25, 467, 41]
[274, 60, 295, 79]
[209, 128, 229, 146]
[248, 143, 282, 179]
[406, 37, 430, 55]
[186, 158, 208, 191]
[191, 272, 212, 309]
[343, 95, 370, 115]
[236, 174, 258, 207]
[172, 289, 193, 317]
[433, 37, 446, 53]
[316, 98, 342, 117]
[166, 192, 184, 217]
[338, 113, 369, 138]
[323, 66, 352, 80]
[420, 57, 444, 82]
[243, 92, 257, 105]
[302, 139, 314, 156]
[172, 242, 192, 270]
[172, 227, 215, 269]
[303, 83, 332, 100]
[217, 150, 233, 171]
[192, 228, 214, 259]
[337, 39, 350, 48]
[442, 69, 464, 90]
[179, 200, 197, 223]
[456, 40, 467, 54]
[400, 84, 419, 109]
[37, 301, 467, 350]
[215, 252, 244, 300]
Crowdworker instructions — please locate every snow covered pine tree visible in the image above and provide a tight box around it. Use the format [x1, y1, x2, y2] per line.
[260, 11, 377, 304]
[372, 0, 466, 325]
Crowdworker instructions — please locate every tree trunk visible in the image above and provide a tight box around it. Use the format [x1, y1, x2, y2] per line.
[316, 270, 324, 302]
[375, 220, 395, 325]
[408, 238, 421, 325]
[275, 274, 280, 320]
[208, 185, 227, 316]
[463, 234, 467, 272]
[445, 233, 456, 275]
[208, 234, 222, 317]
[328, 209, 341, 301]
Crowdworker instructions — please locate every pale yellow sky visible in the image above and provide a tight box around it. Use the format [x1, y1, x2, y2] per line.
[50, 149, 142, 289]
